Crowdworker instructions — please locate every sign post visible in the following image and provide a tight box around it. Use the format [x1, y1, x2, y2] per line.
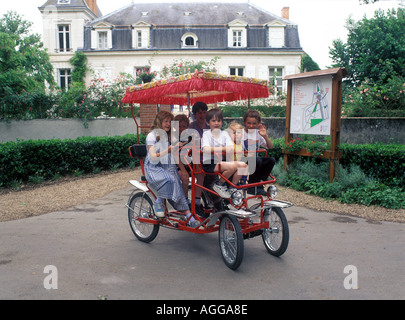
[283, 67, 347, 183]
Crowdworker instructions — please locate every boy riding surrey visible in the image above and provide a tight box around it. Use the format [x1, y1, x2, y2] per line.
[201, 108, 248, 199]
[243, 110, 276, 195]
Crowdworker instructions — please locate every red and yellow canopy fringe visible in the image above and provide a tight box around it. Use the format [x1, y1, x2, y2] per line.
[121, 71, 271, 106]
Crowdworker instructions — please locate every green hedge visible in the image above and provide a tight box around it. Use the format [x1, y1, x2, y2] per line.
[1, 135, 404, 190]
[340, 143, 405, 187]
[270, 139, 404, 187]
[0, 134, 144, 188]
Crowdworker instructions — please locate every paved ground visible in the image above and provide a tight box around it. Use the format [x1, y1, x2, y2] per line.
[0, 186, 404, 300]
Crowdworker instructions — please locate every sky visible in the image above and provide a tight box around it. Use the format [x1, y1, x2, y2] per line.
[0, 0, 401, 69]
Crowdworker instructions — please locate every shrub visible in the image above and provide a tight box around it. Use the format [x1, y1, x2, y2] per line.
[272, 158, 404, 209]
[0, 134, 144, 188]
[270, 139, 405, 188]
[340, 142, 405, 187]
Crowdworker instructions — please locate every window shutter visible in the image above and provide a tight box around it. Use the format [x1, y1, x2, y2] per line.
[241, 30, 247, 48]
[107, 30, 112, 49]
[227, 29, 233, 48]
[269, 27, 284, 47]
[91, 30, 97, 49]
[141, 30, 148, 48]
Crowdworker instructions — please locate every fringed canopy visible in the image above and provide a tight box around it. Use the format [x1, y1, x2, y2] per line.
[121, 71, 271, 106]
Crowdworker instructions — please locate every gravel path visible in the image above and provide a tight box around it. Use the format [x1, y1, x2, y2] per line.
[1, 168, 404, 223]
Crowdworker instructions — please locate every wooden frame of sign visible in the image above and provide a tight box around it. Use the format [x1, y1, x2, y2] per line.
[283, 67, 347, 183]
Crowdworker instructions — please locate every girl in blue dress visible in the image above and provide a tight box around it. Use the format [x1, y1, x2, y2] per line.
[144, 111, 197, 227]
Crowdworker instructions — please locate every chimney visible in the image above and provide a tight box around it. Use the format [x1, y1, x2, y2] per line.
[85, 0, 98, 15]
[281, 7, 289, 20]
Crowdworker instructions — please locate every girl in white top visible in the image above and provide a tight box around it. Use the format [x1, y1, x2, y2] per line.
[201, 108, 248, 198]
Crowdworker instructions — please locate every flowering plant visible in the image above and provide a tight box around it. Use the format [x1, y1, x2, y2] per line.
[136, 68, 157, 84]
[282, 136, 331, 157]
[160, 57, 219, 78]
[342, 77, 405, 117]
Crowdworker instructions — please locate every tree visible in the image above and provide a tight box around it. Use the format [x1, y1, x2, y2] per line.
[0, 11, 55, 119]
[300, 53, 321, 72]
[329, 8, 405, 86]
[0, 12, 55, 91]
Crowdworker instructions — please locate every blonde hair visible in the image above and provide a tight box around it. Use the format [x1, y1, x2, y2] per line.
[227, 121, 243, 131]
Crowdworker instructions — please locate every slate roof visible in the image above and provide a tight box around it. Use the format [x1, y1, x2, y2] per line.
[89, 2, 293, 27]
[38, 0, 103, 18]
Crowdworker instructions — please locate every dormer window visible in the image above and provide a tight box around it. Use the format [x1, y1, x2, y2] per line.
[185, 37, 194, 46]
[91, 23, 113, 50]
[132, 22, 151, 49]
[232, 31, 242, 47]
[227, 20, 247, 48]
[58, 0, 71, 4]
[181, 33, 198, 48]
[267, 20, 286, 48]
[98, 31, 108, 49]
[184, 12, 192, 16]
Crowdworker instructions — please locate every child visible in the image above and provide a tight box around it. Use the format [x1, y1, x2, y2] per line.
[227, 121, 247, 185]
[173, 114, 191, 197]
[242, 110, 276, 196]
[173, 113, 207, 218]
[144, 111, 198, 227]
[227, 121, 244, 161]
[201, 109, 248, 198]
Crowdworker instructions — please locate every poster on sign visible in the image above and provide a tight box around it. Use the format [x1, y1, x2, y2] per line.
[290, 75, 332, 135]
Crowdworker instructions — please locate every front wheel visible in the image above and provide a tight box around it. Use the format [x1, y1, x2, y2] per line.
[219, 215, 244, 270]
[262, 207, 289, 257]
[128, 192, 159, 243]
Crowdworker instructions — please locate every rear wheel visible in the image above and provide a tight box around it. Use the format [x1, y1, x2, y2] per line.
[128, 192, 159, 243]
[219, 215, 244, 270]
[262, 207, 289, 256]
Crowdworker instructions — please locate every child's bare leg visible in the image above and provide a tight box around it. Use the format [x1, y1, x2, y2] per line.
[232, 162, 248, 185]
[214, 162, 237, 183]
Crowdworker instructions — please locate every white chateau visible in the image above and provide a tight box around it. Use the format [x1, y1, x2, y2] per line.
[39, 0, 304, 94]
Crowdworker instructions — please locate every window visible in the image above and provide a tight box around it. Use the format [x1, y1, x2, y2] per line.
[59, 69, 71, 91]
[58, 0, 71, 4]
[58, 25, 71, 52]
[181, 33, 198, 48]
[137, 31, 142, 48]
[91, 27, 112, 50]
[132, 28, 149, 49]
[269, 67, 284, 94]
[227, 20, 247, 48]
[185, 37, 194, 46]
[98, 31, 108, 49]
[230, 67, 244, 77]
[135, 66, 151, 76]
[232, 31, 242, 47]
